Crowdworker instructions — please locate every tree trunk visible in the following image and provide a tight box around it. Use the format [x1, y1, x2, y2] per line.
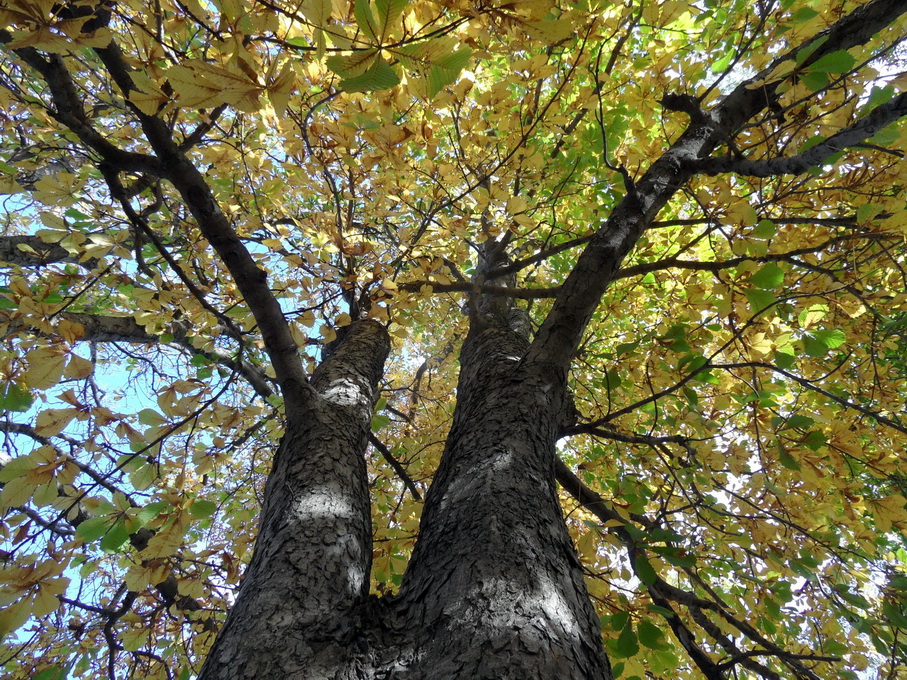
[390, 321, 612, 679]
[198, 320, 390, 680]
[198, 315, 612, 679]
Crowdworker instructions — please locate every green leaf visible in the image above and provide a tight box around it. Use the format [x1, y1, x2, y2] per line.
[0, 456, 32, 482]
[785, 414, 814, 430]
[869, 124, 900, 146]
[100, 520, 130, 552]
[634, 555, 657, 585]
[373, 0, 406, 40]
[751, 219, 776, 239]
[610, 611, 629, 630]
[746, 288, 776, 314]
[791, 7, 818, 22]
[711, 49, 734, 73]
[800, 70, 829, 92]
[803, 430, 826, 450]
[750, 262, 784, 290]
[353, 0, 379, 40]
[76, 516, 112, 542]
[0, 382, 34, 412]
[808, 50, 856, 74]
[803, 328, 846, 356]
[339, 57, 401, 93]
[646, 603, 675, 618]
[138, 408, 168, 426]
[778, 447, 800, 471]
[608, 622, 639, 659]
[862, 85, 895, 113]
[34, 666, 70, 680]
[794, 35, 829, 66]
[774, 349, 796, 369]
[637, 620, 667, 649]
[372, 413, 390, 432]
[651, 546, 696, 568]
[189, 499, 217, 519]
[424, 47, 472, 99]
[326, 49, 380, 78]
[137, 500, 169, 525]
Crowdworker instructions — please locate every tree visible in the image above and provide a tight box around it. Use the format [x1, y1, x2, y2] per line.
[0, 0, 906, 677]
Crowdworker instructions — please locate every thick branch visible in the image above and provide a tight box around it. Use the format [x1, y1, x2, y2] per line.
[692, 91, 907, 177]
[3, 310, 274, 399]
[1, 34, 163, 176]
[524, 0, 907, 372]
[92, 41, 312, 414]
[0, 235, 94, 268]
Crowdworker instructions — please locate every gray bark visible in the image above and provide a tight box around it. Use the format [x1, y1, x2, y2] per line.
[389, 321, 612, 679]
[198, 319, 390, 680]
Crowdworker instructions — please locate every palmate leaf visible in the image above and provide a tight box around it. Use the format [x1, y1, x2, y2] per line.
[326, 49, 380, 78]
[353, 0, 379, 41]
[395, 40, 472, 99]
[374, 0, 407, 41]
[338, 56, 400, 93]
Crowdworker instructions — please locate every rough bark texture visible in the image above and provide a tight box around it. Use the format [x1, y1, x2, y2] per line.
[198, 320, 390, 680]
[388, 321, 612, 679]
[8, 2, 907, 678]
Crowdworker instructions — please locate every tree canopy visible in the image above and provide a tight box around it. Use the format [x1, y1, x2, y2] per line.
[0, 0, 906, 677]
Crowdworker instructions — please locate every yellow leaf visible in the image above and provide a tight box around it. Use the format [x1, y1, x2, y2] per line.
[0, 177, 23, 195]
[32, 580, 66, 616]
[268, 62, 296, 118]
[35, 408, 78, 436]
[5, 26, 72, 52]
[64, 354, 94, 379]
[299, 310, 316, 327]
[0, 476, 34, 508]
[56, 319, 85, 343]
[0, 598, 32, 638]
[870, 494, 907, 533]
[32, 481, 58, 507]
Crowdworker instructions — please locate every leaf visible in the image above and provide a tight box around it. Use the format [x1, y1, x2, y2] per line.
[136, 500, 170, 525]
[338, 56, 400, 93]
[353, 0, 379, 41]
[808, 50, 856, 74]
[638, 620, 667, 649]
[139, 408, 168, 426]
[778, 447, 800, 471]
[634, 555, 657, 585]
[524, 19, 575, 44]
[751, 219, 776, 239]
[23, 347, 67, 390]
[424, 47, 471, 99]
[76, 516, 112, 543]
[803, 328, 845, 356]
[373, 0, 406, 41]
[0, 382, 33, 412]
[34, 666, 71, 680]
[35, 408, 78, 437]
[326, 49, 380, 78]
[870, 495, 907, 533]
[0, 599, 32, 638]
[711, 49, 734, 73]
[100, 520, 130, 552]
[800, 70, 829, 92]
[189, 499, 217, 518]
[750, 262, 784, 290]
[608, 621, 639, 659]
[746, 288, 776, 314]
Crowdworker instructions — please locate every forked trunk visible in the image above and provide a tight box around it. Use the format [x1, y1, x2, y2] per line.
[198, 318, 611, 679]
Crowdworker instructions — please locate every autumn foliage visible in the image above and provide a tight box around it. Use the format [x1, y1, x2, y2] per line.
[0, 0, 906, 677]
